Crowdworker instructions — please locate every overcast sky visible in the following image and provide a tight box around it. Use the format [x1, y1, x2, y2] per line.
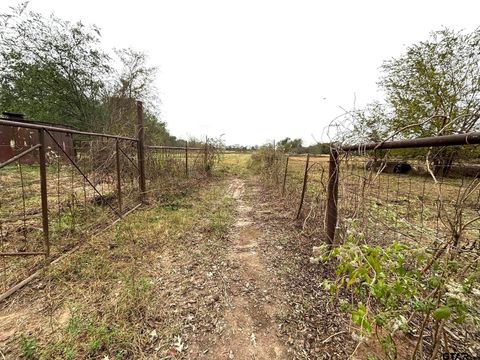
[2, 1, 479, 145]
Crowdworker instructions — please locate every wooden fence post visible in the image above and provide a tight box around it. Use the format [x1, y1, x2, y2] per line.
[296, 153, 310, 219]
[273, 139, 276, 163]
[38, 129, 50, 259]
[204, 135, 208, 173]
[282, 155, 289, 196]
[115, 139, 122, 213]
[326, 148, 339, 245]
[185, 141, 189, 177]
[136, 101, 146, 202]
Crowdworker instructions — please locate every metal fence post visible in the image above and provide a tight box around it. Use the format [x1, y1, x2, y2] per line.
[326, 148, 339, 245]
[296, 153, 310, 219]
[185, 141, 189, 177]
[136, 101, 146, 202]
[204, 136, 208, 173]
[38, 129, 50, 258]
[282, 155, 289, 196]
[115, 139, 122, 213]
[273, 139, 276, 163]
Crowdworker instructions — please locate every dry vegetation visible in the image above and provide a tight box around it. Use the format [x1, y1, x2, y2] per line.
[254, 147, 480, 359]
[1, 175, 236, 358]
[1, 151, 479, 360]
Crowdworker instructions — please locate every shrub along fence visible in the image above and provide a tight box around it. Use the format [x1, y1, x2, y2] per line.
[0, 101, 214, 300]
[258, 132, 480, 358]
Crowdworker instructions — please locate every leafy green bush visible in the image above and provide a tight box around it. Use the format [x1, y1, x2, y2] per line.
[311, 219, 480, 358]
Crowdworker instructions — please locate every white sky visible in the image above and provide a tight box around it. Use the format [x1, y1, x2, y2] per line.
[2, 1, 479, 145]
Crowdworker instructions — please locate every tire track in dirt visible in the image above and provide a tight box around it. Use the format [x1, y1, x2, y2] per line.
[207, 178, 287, 359]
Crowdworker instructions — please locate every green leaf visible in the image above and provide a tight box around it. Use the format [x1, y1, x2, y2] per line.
[433, 306, 452, 321]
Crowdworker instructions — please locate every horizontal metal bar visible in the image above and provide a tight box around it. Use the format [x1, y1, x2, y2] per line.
[147, 145, 204, 151]
[0, 251, 46, 257]
[0, 144, 41, 169]
[0, 118, 138, 141]
[341, 132, 480, 151]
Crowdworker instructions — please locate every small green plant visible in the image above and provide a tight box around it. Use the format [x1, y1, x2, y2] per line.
[311, 219, 480, 358]
[206, 198, 234, 237]
[62, 346, 76, 360]
[20, 335, 37, 359]
[47, 306, 129, 357]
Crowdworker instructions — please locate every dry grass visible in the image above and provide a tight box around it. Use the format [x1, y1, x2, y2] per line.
[1, 175, 236, 359]
[0, 146, 215, 293]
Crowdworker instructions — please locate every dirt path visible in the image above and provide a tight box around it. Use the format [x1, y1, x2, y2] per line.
[1, 175, 356, 359]
[206, 178, 287, 359]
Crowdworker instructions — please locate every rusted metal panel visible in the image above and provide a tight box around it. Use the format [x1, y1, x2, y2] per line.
[0, 144, 41, 169]
[0, 117, 76, 164]
[0, 125, 15, 162]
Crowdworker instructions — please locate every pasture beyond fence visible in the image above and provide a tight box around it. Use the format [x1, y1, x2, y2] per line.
[0, 101, 213, 300]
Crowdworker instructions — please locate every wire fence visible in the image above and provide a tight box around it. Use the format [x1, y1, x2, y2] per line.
[256, 133, 480, 357]
[0, 101, 214, 300]
[260, 135, 480, 247]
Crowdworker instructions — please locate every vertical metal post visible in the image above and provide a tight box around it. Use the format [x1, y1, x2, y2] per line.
[273, 139, 276, 163]
[115, 139, 122, 213]
[282, 155, 289, 196]
[273, 140, 278, 184]
[185, 141, 189, 177]
[204, 135, 208, 173]
[326, 148, 339, 245]
[38, 129, 50, 258]
[296, 153, 310, 219]
[136, 101, 146, 202]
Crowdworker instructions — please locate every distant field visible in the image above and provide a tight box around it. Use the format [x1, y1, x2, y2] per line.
[218, 152, 252, 176]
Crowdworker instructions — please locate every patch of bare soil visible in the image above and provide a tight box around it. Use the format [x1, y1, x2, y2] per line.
[189, 177, 366, 359]
[190, 178, 288, 359]
[245, 178, 359, 359]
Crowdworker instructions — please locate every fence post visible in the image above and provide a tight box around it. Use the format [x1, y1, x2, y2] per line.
[136, 101, 146, 203]
[273, 139, 276, 163]
[296, 153, 310, 219]
[185, 140, 189, 177]
[38, 129, 50, 258]
[326, 148, 339, 245]
[273, 140, 279, 184]
[282, 155, 289, 196]
[115, 139, 122, 213]
[204, 135, 208, 173]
